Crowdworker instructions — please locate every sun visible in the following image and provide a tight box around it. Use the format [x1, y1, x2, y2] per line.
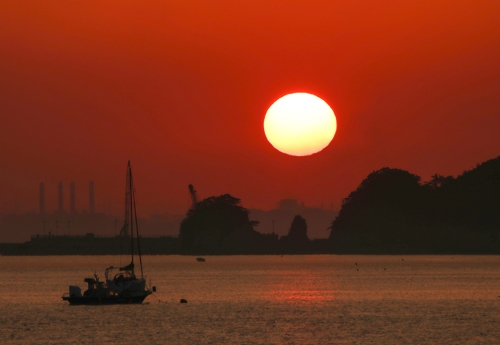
[264, 93, 337, 156]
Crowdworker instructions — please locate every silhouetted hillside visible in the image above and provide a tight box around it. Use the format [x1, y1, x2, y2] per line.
[329, 156, 500, 253]
[4, 157, 498, 255]
[178, 195, 319, 254]
[179, 194, 269, 253]
[281, 215, 309, 243]
[437, 157, 500, 233]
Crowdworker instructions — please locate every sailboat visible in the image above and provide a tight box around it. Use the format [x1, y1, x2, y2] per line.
[62, 161, 154, 305]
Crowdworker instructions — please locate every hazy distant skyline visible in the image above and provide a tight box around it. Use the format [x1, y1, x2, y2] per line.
[1, 1, 499, 218]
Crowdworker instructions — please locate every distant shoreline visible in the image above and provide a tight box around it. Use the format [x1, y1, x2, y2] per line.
[1, 239, 498, 256]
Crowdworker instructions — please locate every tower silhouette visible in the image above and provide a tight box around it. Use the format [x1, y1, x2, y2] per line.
[89, 181, 95, 214]
[70, 181, 76, 214]
[39, 182, 45, 214]
[58, 182, 64, 213]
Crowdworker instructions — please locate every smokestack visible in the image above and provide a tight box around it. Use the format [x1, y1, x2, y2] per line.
[70, 181, 76, 214]
[39, 182, 45, 214]
[58, 181, 64, 213]
[89, 181, 95, 214]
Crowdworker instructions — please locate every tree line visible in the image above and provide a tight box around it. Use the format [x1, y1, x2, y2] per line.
[178, 156, 500, 254]
[329, 156, 500, 253]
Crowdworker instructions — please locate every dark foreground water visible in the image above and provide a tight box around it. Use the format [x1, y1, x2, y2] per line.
[1, 255, 500, 344]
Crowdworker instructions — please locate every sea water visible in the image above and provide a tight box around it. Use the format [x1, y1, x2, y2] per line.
[1, 255, 500, 344]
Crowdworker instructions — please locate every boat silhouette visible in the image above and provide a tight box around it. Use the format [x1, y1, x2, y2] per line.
[62, 161, 154, 305]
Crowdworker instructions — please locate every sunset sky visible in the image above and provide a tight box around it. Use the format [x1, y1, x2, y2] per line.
[1, 1, 499, 218]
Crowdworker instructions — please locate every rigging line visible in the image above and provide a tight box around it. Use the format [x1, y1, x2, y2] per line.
[151, 292, 161, 303]
[119, 236, 123, 267]
[129, 163, 134, 264]
[118, 236, 126, 267]
[133, 186, 144, 278]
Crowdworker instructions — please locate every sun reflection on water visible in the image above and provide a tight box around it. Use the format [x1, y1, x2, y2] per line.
[2, 255, 500, 344]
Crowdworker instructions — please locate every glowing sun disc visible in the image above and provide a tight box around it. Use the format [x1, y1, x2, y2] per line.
[264, 93, 337, 156]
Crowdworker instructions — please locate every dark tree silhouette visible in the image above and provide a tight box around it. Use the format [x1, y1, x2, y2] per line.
[328, 168, 432, 253]
[331, 167, 426, 233]
[179, 194, 254, 250]
[328, 157, 500, 253]
[438, 156, 500, 233]
[423, 174, 454, 190]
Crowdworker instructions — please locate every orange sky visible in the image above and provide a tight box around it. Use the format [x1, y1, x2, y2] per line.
[1, 1, 499, 217]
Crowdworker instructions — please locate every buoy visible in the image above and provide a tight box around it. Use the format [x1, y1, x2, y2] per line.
[180, 299, 188, 303]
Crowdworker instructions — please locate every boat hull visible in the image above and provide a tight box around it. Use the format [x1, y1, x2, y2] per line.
[62, 293, 150, 305]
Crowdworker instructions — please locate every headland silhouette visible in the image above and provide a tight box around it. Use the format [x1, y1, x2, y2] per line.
[1, 155, 499, 255]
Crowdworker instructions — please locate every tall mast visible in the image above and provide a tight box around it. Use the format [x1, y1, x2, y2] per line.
[129, 161, 144, 278]
[128, 161, 134, 266]
[133, 186, 144, 278]
[119, 161, 132, 237]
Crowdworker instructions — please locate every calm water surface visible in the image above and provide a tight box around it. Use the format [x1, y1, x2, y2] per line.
[1, 255, 500, 344]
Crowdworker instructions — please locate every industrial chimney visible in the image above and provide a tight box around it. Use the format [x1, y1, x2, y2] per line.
[89, 181, 95, 214]
[70, 181, 76, 214]
[39, 182, 45, 214]
[58, 181, 64, 213]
